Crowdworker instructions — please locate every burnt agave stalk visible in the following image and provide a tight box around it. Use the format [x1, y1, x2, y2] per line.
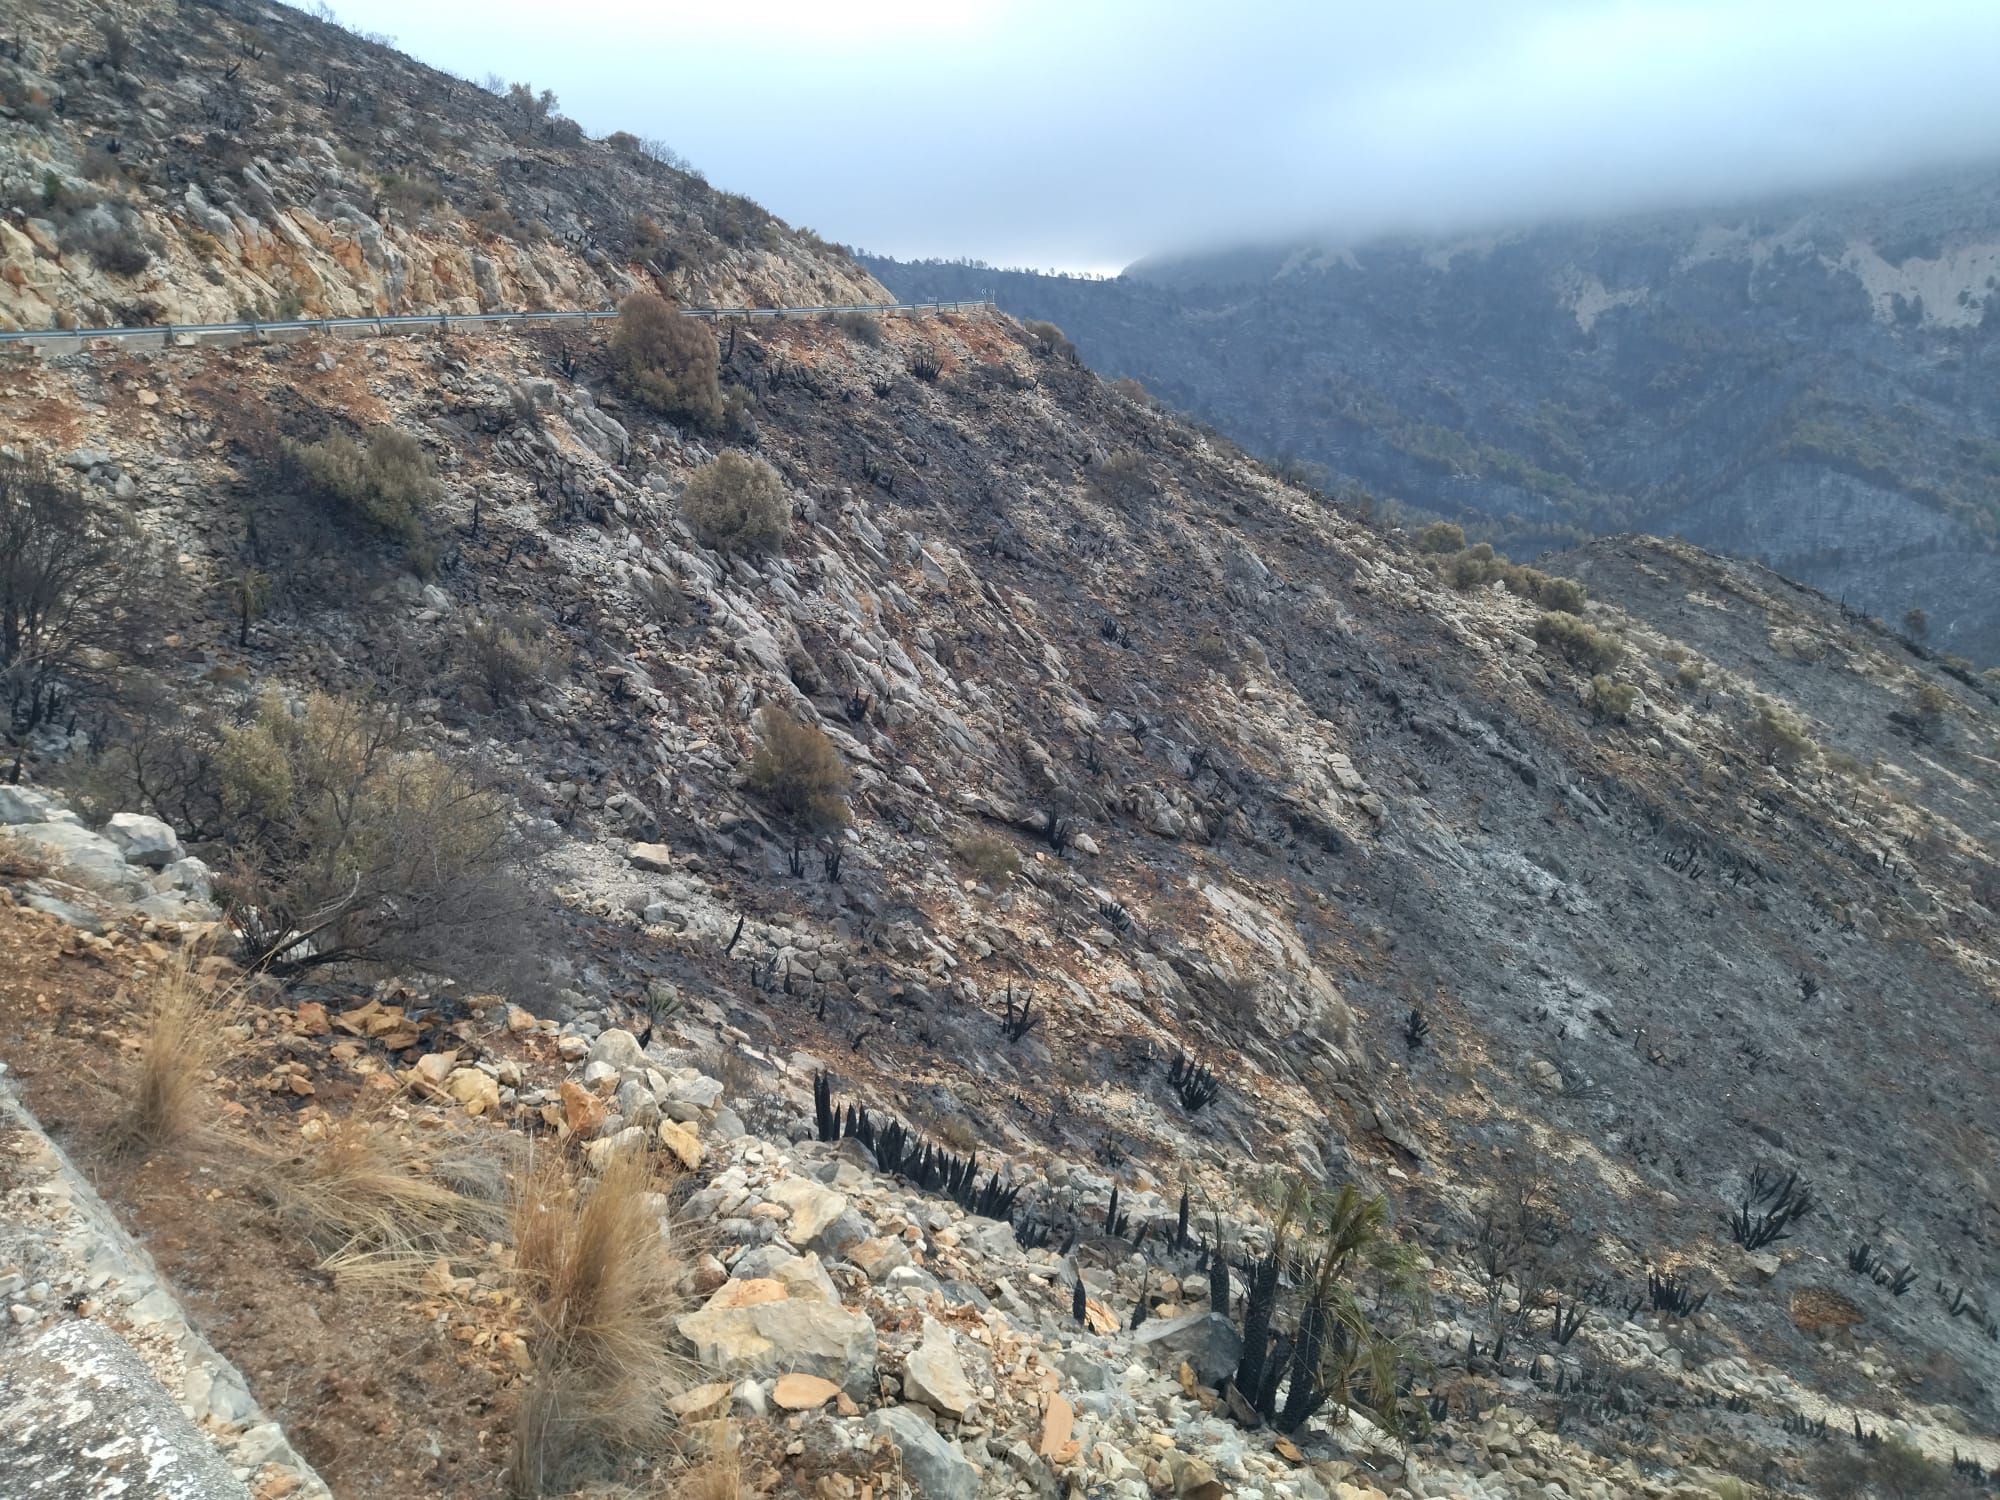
[1234, 1252, 1281, 1402]
[1175, 1188, 1190, 1253]
[1105, 1185, 1121, 1236]
[1072, 1279, 1087, 1325]
[1210, 1253, 1231, 1319]
[814, 1071, 838, 1142]
[1278, 1297, 1332, 1432]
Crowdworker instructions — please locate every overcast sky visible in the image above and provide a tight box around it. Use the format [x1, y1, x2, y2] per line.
[327, 0, 2000, 272]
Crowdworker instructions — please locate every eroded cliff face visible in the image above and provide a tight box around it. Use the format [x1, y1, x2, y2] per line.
[0, 0, 880, 330]
[6, 4, 2000, 1496]
[868, 166, 2000, 662]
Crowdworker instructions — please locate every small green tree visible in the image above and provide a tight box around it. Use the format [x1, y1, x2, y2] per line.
[681, 453, 790, 556]
[1590, 675, 1637, 723]
[744, 707, 849, 835]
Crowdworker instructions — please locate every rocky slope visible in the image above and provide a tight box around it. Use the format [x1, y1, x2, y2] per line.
[3, 4, 2000, 1498]
[867, 164, 2000, 662]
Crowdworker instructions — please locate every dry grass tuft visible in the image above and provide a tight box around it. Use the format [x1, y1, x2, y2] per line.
[509, 1147, 693, 1496]
[261, 1114, 508, 1289]
[110, 949, 242, 1157]
[667, 1422, 745, 1500]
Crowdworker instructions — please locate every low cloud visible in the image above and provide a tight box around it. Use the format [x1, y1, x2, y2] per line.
[335, 0, 2000, 269]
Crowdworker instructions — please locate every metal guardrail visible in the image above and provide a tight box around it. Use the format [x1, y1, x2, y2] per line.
[0, 300, 996, 347]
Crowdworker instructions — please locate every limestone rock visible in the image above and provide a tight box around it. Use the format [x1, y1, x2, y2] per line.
[902, 1317, 977, 1418]
[767, 1177, 866, 1255]
[101, 811, 182, 868]
[772, 1372, 841, 1410]
[868, 1405, 979, 1500]
[678, 1283, 877, 1396]
[587, 1027, 647, 1072]
[444, 1066, 500, 1116]
[0, 1320, 252, 1499]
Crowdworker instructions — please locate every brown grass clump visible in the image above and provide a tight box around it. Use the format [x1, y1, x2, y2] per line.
[262, 1115, 506, 1289]
[111, 950, 241, 1156]
[509, 1148, 692, 1496]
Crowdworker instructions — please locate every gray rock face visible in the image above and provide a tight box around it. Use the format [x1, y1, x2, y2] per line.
[867, 1405, 979, 1500]
[585, 1027, 647, 1072]
[1, 822, 148, 897]
[0, 1320, 252, 1499]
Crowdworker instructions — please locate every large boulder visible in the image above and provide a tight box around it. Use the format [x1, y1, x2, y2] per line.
[1129, 1310, 1243, 1389]
[1, 821, 147, 897]
[766, 1177, 868, 1256]
[586, 1027, 647, 1072]
[868, 1406, 979, 1500]
[677, 1279, 877, 1397]
[902, 1318, 977, 1418]
[101, 812, 183, 868]
[0, 785, 75, 826]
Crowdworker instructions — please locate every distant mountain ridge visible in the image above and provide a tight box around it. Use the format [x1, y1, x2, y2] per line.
[867, 162, 2000, 661]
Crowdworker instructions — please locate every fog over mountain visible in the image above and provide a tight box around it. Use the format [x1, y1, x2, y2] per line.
[330, 0, 2000, 270]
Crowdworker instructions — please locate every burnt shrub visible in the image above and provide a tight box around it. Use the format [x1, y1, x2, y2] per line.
[953, 831, 1020, 886]
[1088, 451, 1155, 505]
[459, 610, 565, 709]
[1590, 675, 1637, 723]
[680, 452, 790, 556]
[832, 310, 882, 347]
[610, 293, 724, 431]
[744, 707, 850, 835]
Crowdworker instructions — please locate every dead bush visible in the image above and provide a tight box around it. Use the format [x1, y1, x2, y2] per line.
[460, 610, 565, 709]
[1088, 451, 1155, 505]
[1749, 698, 1816, 770]
[832, 310, 882, 347]
[510, 1149, 691, 1495]
[111, 949, 242, 1157]
[216, 688, 542, 980]
[0, 455, 138, 736]
[284, 425, 440, 547]
[681, 453, 790, 556]
[1023, 319, 1074, 358]
[744, 706, 849, 835]
[612, 293, 724, 431]
[953, 831, 1020, 886]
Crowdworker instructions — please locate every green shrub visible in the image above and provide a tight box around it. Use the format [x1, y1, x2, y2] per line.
[611, 293, 725, 431]
[286, 426, 440, 546]
[1674, 661, 1705, 690]
[953, 831, 1020, 886]
[1532, 612, 1623, 673]
[1023, 320, 1073, 358]
[744, 707, 849, 835]
[832, 310, 882, 347]
[1590, 675, 1637, 722]
[1450, 550, 1502, 590]
[680, 452, 790, 556]
[1418, 521, 1465, 554]
[1516, 570, 1587, 613]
